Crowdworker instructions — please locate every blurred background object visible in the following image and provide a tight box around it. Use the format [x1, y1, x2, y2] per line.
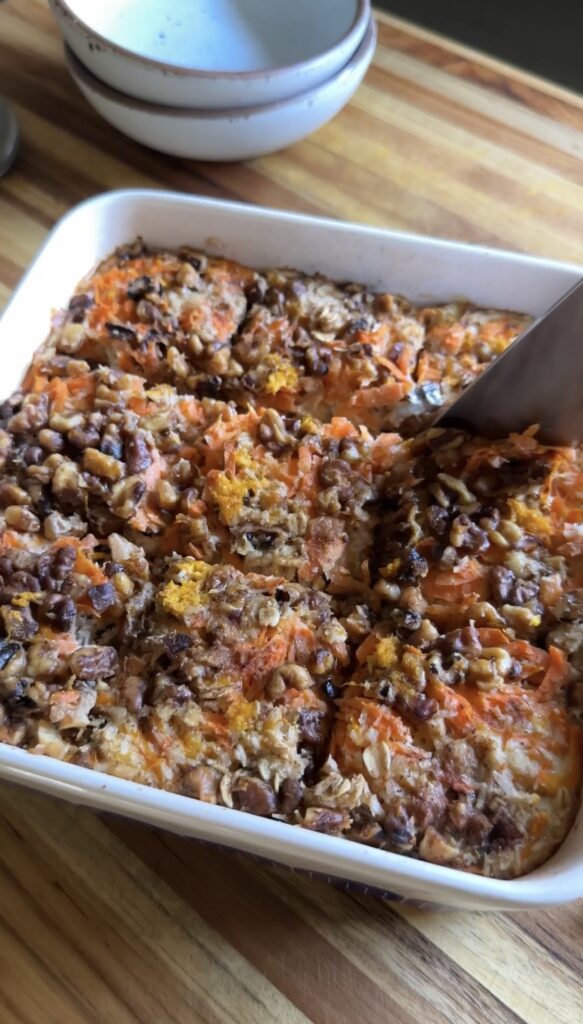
[0, 96, 19, 177]
[376, 0, 583, 91]
[0, 0, 19, 177]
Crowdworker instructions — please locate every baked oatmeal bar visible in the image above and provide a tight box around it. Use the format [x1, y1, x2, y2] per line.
[43, 241, 531, 433]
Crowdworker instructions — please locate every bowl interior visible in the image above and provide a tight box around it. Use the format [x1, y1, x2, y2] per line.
[62, 0, 362, 72]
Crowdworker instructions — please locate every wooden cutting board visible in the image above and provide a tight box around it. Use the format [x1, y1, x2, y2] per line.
[0, 3, 582, 1022]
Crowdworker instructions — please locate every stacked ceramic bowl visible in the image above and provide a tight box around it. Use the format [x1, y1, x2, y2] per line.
[50, 0, 375, 161]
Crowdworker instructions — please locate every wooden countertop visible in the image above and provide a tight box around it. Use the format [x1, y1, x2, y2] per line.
[0, 3, 582, 1022]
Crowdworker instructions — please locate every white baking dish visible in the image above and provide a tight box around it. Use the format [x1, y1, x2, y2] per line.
[0, 189, 581, 910]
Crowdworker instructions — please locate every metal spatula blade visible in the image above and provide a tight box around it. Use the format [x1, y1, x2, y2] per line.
[434, 277, 583, 446]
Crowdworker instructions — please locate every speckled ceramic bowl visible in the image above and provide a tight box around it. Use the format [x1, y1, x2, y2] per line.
[64, 19, 376, 162]
[50, 0, 370, 109]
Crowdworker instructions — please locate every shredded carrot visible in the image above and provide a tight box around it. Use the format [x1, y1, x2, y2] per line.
[178, 397, 205, 424]
[539, 575, 563, 607]
[336, 697, 412, 744]
[349, 381, 409, 409]
[416, 351, 442, 383]
[505, 641, 549, 680]
[74, 548, 107, 586]
[202, 711, 229, 739]
[428, 323, 466, 354]
[428, 680, 475, 732]
[241, 633, 293, 698]
[325, 417, 360, 441]
[47, 376, 69, 411]
[49, 690, 79, 706]
[282, 689, 327, 711]
[22, 363, 49, 393]
[0, 530, 24, 552]
[298, 525, 346, 584]
[423, 560, 489, 603]
[374, 355, 410, 383]
[371, 432, 401, 471]
[288, 621, 318, 663]
[355, 631, 381, 664]
[536, 646, 570, 701]
[474, 627, 510, 647]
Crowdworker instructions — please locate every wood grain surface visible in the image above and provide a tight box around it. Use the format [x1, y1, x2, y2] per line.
[0, 2, 583, 1021]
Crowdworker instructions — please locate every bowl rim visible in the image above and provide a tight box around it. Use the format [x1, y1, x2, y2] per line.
[65, 17, 376, 119]
[52, 0, 371, 80]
